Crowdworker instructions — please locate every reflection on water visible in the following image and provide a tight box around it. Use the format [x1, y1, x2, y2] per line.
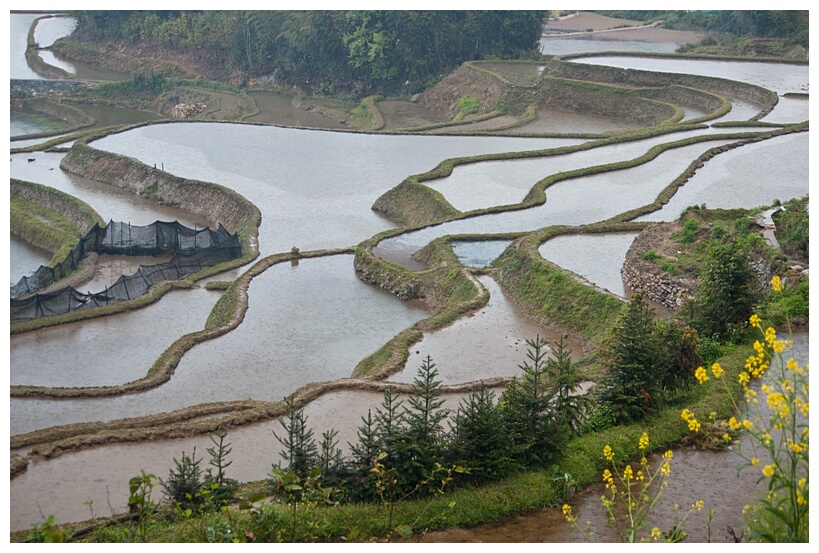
[32, 15, 77, 47]
[9, 389, 476, 531]
[538, 232, 638, 297]
[10, 13, 43, 79]
[93, 123, 577, 255]
[388, 275, 583, 385]
[11, 288, 220, 388]
[63, 101, 162, 127]
[37, 50, 76, 74]
[382, 138, 738, 266]
[422, 330, 809, 543]
[450, 240, 511, 268]
[9, 152, 212, 228]
[10, 111, 71, 137]
[10, 255, 429, 434]
[377, 99, 448, 130]
[10, 233, 52, 283]
[574, 56, 809, 96]
[424, 128, 716, 213]
[540, 38, 681, 56]
[637, 132, 809, 222]
[515, 108, 643, 134]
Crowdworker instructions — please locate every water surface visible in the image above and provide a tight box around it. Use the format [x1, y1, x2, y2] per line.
[538, 232, 638, 297]
[11, 287, 220, 388]
[93, 123, 580, 254]
[387, 275, 583, 385]
[637, 132, 809, 222]
[10, 255, 429, 434]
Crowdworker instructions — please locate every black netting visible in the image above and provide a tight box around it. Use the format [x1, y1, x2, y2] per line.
[11, 221, 242, 322]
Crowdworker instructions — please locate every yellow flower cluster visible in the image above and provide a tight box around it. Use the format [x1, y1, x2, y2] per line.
[603, 444, 614, 462]
[694, 366, 709, 384]
[680, 408, 701, 432]
[771, 275, 783, 292]
[660, 450, 672, 477]
[638, 432, 649, 451]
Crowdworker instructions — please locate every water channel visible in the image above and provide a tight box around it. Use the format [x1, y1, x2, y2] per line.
[8, 20, 810, 539]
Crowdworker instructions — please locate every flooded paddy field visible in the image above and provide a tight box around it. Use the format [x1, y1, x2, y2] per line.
[9, 15, 810, 538]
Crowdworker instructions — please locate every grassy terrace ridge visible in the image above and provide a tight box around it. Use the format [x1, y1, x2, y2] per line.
[10, 179, 104, 267]
[372, 124, 802, 228]
[10, 122, 262, 334]
[357, 123, 806, 374]
[543, 57, 780, 121]
[25, 15, 75, 80]
[10, 97, 95, 140]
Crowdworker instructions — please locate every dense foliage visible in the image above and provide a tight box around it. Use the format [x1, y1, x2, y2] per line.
[593, 10, 808, 42]
[69, 10, 546, 95]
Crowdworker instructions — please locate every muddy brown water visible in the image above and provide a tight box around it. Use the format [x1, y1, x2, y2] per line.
[387, 275, 584, 385]
[246, 92, 347, 129]
[377, 99, 448, 130]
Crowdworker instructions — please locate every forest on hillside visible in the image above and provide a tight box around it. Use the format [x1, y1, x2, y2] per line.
[68, 10, 546, 95]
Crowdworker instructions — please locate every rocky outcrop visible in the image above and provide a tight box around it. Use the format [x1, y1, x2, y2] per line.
[621, 222, 698, 310]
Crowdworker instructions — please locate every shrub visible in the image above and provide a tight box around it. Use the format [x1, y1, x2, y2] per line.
[642, 249, 660, 261]
[457, 95, 480, 115]
[161, 450, 204, 509]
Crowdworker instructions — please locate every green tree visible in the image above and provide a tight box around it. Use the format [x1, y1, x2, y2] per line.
[694, 239, 755, 340]
[500, 335, 560, 467]
[401, 356, 450, 491]
[448, 385, 516, 484]
[273, 395, 318, 478]
[600, 293, 663, 423]
[547, 337, 590, 438]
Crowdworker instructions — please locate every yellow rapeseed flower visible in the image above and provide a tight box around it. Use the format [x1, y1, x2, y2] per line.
[771, 275, 783, 292]
[694, 500, 704, 511]
[751, 458, 759, 466]
[603, 444, 614, 462]
[695, 366, 709, 384]
[651, 527, 661, 541]
[639, 432, 649, 450]
[711, 362, 724, 379]
[738, 372, 750, 386]
[762, 465, 775, 478]
[749, 314, 761, 328]
[765, 327, 777, 347]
